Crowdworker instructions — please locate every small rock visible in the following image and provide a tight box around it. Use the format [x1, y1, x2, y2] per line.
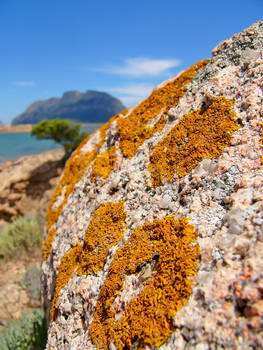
[244, 300, 263, 317]
[159, 194, 172, 209]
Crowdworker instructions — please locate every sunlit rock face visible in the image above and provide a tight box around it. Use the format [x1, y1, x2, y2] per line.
[42, 21, 263, 350]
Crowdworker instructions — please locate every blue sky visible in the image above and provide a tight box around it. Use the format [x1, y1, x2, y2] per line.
[0, 0, 262, 124]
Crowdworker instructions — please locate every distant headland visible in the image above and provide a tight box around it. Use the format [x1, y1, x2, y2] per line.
[0, 124, 33, 133]
[11, 90, 125, 125]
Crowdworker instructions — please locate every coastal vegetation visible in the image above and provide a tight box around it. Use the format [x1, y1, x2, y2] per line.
[0, 215, 47, 348]
[0, 214, 44, 261]
[0, 308, 47, 350]
[31, 119, 89, 156]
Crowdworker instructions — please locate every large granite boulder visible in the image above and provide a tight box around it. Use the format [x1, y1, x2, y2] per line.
[42, 21, 263, 349]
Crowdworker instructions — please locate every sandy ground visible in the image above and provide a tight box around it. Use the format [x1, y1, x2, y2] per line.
[0, 124, 33, 133]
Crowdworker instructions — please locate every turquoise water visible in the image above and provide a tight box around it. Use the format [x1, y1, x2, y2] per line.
[0, 125, 100, 164]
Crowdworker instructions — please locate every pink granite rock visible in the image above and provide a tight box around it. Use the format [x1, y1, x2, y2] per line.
[43, 21, 263, 349]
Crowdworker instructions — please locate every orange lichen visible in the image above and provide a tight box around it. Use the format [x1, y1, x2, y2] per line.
[89, 216, 199, 349]
[50, 243, 83, 321]
[43, 148, 96, 261]
[77, 201, 127, 275]
[117, 59, 210, 159]
[260, 125, 263, 164]
[149, 96, 240, 188]
[43, 109, 127, 262]
[90, 146, 116, 182]
[42, 228, 56, 262]
[50, 201, 127, 321]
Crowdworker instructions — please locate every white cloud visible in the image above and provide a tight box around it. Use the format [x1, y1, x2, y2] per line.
[107, 83, 154, 107]
[13, 81, 36, 87]
[118, 95, 143, 106]
[108, 84, 153, 97]
[92, 57, 181, 77]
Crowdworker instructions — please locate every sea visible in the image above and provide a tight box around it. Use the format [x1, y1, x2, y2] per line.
[0, 125, 100, 164]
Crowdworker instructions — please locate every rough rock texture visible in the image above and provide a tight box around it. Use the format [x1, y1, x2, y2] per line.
[43, 21, 263, 349]
[0, 149, 64, 226]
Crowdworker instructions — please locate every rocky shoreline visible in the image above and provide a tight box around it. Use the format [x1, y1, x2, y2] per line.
[0, 147, 66, 339]
[0, 148, 65, 226]
[0, 124, 33, 133]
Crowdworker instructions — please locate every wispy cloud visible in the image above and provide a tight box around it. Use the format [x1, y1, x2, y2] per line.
[107, 83, 154, 106]
[13, 81, 36, 87]
[90, 57, 181, 77]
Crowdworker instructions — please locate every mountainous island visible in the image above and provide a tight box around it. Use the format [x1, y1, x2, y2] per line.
[11, 90, 125, 125]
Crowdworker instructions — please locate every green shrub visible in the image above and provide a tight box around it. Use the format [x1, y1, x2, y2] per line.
[0, 214, 44, 260]
[0, 308, 47, 350]
[20, 266, 41, 307]
[31, 119, 89, 155]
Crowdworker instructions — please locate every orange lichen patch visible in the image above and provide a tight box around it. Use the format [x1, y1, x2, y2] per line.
[74, 135, 91, 153]
[42, 228, 56, 262]
[117, 59, 210, 159]
[50, 201, 127, 321]
[149, 96, 240, 188]
[259, 125, 263, 164]
[43, 111, 124, 262]
[77, 201, 126, 275]
[89, 216, 199, 349]
[118, 107, 130, 116]
[50, 243, 83, 321]
[43, 148, 97, 261]
[90, 146, 116, 182]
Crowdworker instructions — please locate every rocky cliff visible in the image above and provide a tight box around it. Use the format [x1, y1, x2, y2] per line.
[11, 90, 125, 125]
[42, 21, 263, 349]
[0, 149, 65, 226]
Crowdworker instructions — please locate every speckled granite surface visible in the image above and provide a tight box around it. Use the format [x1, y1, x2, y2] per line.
[42, 21, 263, 349]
